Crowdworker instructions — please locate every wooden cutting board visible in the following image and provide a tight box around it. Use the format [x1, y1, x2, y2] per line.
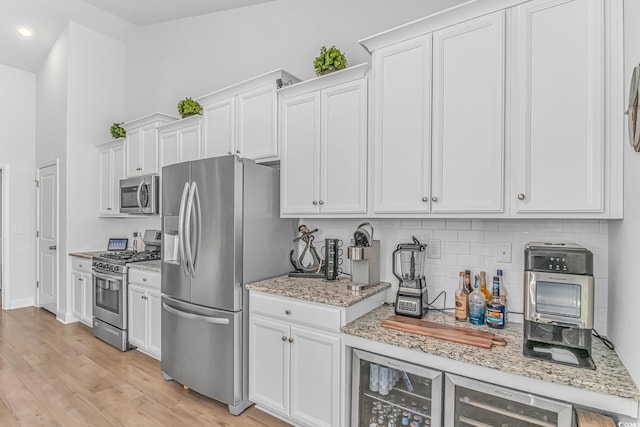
[381, 315, 507, 349]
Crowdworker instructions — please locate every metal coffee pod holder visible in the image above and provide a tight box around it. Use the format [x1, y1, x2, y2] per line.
[347, 223, 380, 291]
[323, 238, 343, 281]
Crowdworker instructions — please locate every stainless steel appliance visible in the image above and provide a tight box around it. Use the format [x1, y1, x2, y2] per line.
[160, 155, 291, 415]
[347, 223, 380, 290]
[393, 236, 428, 318]
[119, 174, 159, 214]
[92, 230, 161, 351]
[523, 242, 595, 369]
[445, 373, 573, 426]
[351, 349, 443, 426]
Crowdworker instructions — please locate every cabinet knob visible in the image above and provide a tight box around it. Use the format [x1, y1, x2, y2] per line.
[142, 278, 147, 282]
[79, 264, 83, 268]
[236, 150, 240, 154]
[312, 201, 318, 205]
[285, 309, 291, 315]
[228, 151, 233, 155]
[142, 295, 148, 300]
[288, 338, 294, 343]
[431, 196, 438, 202]
[282, 336, 287, 341]
[107, 207, 112, 211]
[318, 200, 324, 205]
[421, 197, 428, 202]
[517, 193, 526, 200]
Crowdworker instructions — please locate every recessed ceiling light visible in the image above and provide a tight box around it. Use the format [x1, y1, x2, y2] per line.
[17, 27, 33, 38]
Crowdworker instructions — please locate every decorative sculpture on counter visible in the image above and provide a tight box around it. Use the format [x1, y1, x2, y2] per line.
[288, 225, 325, 278]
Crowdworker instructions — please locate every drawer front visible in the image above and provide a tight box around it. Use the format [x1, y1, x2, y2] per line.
[128, 268, 161, 290]
[71, 256, 91, 273]
[250, 292, 341, 332]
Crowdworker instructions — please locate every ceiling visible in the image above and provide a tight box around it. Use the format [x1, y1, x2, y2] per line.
[0, 0, 275, 73]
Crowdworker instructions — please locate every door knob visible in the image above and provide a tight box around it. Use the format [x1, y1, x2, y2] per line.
[517, 193, 526, 200]
[48, 245, 57, 250]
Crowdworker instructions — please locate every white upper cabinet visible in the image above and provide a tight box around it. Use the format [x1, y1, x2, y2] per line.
[370, 36, 432, 214]
[158, 115, 203, 169]
[98, 139, 125, 216]
[512, 0, 611, 215]
[124, 113, 176, 177]
[197, 69, 300, 163]
[279, 64, 369, 217]
[431, 11, 505, 214]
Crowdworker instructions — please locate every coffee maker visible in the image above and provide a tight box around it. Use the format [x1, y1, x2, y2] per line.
[347, 223, 380, 290]
[523, 242, 595, 369]
[393, 236, 428, 318]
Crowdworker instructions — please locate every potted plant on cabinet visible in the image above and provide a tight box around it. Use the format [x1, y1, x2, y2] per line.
[110, 122, 126, 139]
[314, 45, 348, 76]
[177, 97, 202, 118]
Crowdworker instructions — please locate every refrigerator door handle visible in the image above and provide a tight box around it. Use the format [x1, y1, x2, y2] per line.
[177, 182, 190, 277]
[185, 181, 196, 277]
[191, 181, 202, 275]
[162, 302, 230, 325]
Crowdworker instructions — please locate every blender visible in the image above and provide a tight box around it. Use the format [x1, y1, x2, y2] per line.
[393, 236, 428, 318]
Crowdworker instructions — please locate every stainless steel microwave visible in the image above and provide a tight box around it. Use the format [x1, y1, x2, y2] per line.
[119, 174, 159, 214]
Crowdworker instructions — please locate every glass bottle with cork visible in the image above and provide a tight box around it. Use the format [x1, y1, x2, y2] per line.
[455, 271, 469, 321]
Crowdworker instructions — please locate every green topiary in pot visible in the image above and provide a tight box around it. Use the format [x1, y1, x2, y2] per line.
[177, 97, 202, 118]
[314, 45, 348, 76]
[110, 122, 126, 139]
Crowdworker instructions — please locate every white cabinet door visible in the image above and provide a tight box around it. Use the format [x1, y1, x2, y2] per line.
[372, 35, 432, 214]
[82, 272, 93, 325]
[431, 11, 505, 213]
[159, 131, 179, 168]
[249, 316, 290, 415]
[147, 290, 161, 359]
[202, 98, 235, 159]
[126, 124, 159, 177]
[280, 92, 321, 215]
[320, 79, 368, 214]
[513, 0, 604, 213]
[126, 127, 143, 177]
[179, 122, 202, 163]
[237, 86, 277, 160]
[289, 326, 340, 427]
[98, 141, 125, 215]
[128, 285, 147, 349]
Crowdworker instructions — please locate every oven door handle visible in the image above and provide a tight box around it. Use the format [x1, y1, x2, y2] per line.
[92, 272, 122, 291]
[162, 302, 229, 325]
[177, 182, 190, 277]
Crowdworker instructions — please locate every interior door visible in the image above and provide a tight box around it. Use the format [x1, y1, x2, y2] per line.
[37, 163, 58, 313]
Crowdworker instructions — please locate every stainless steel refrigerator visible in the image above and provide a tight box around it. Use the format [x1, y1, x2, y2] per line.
[161, 155, 292, 415]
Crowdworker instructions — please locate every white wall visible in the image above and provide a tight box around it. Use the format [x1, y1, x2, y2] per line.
[0, 64, 36, 308]
[608, 0, 640, 387]
[123, 0, 468, 118]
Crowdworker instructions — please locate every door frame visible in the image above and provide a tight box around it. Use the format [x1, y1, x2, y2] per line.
[35, 160, 60, 312]
[0, 164, 9, 310]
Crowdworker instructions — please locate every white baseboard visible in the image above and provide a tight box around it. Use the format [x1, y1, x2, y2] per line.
[5, 297, 35, 309]
[57, 310, 79, 324]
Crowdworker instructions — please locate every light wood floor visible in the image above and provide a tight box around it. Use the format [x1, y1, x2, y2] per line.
[0, 307, 292, 427]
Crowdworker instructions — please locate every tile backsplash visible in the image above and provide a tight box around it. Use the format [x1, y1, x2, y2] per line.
[299, 218, 609, 334]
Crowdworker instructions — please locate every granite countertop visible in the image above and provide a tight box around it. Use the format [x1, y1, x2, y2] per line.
[246, 275, 391, 307]
[69, 250, 105, 259]
[127, 260, 161, 272]
[342, 305, 640, 401]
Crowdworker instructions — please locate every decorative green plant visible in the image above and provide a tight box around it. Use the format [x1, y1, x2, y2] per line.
[314, 45, 348, 76]
[177, 97, 202, 118]
[110, 122, 126, 139]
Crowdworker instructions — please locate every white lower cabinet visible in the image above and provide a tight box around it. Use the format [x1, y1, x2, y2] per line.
[127, 268, 161, 360]
[71, 256, 93, 326]
[249, 292, 346, 427]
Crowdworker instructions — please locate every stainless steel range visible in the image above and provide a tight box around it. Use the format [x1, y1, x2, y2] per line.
[92, 230, 161, 351]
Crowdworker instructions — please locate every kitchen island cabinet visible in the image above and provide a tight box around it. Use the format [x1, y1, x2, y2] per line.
[247, 276, 389, 427]
[342, 305, 640, 421]
[127, 262, 161, 360]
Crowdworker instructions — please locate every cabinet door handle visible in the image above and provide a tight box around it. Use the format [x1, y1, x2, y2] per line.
[431, 196, 438, 202]
[318, 200, 324, 205]
[421, 197, 428, 202]
[285, 309, 291, 315]
[282, 336, 287, 341]
[228, 151, 233, 155]
[236, 150, 240, 154]
[288, 338, 294, 343]
[312, 201, 318, 205]
[142, 295, 148, 300]
[142, 278, 147, 282]
[517, 193, 526, 200]
[107, 207, 112, 211]
[48, 245, 57, 250]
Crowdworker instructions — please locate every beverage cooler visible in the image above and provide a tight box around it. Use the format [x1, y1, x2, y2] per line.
[352, 349, 442, 427]
[445, 374, 574, 426]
